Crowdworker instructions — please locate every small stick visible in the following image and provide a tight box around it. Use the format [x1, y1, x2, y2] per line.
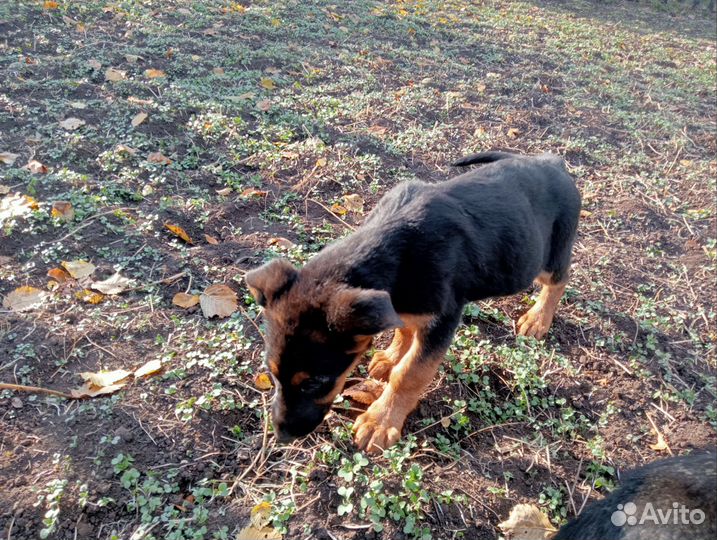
[0, 382, 72, 399]
[307, 199, 356, 231]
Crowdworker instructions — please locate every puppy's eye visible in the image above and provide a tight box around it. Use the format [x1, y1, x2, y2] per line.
[300, 375, 331, 395]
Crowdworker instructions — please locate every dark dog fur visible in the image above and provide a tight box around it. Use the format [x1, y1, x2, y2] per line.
[246, 151, 581, 451]
[555, 452, 717, 540]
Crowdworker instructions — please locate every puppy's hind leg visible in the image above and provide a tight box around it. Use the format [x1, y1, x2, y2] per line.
[517, 271, 566, 339]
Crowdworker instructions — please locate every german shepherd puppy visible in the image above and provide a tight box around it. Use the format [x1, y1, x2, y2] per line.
[246, 151, 581, 452]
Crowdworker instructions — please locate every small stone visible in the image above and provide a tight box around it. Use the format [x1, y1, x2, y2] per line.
[11, 397, 22, 408]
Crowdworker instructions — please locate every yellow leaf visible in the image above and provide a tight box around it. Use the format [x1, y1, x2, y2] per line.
[0, 152, 19, 165]
[268, 237, 295, 250]
[24, 160, 48, 174]
[51, 201, 74, 221]
[342, 193, 364, 214]
[330, 203, 347, 216]
[254, 373, 273, 391]
[1, 193, 36, 224]
[507, 127, 521, 138]
[131, 112, 148, 127]
[134, 359, 162, 378]
[172, 292, 200, 308]
[147, 152, 171, 165]
[165, 223, 193, 244]
[2, 286, 45, 312]
[650, 432, 669, 452]
[498, 504, 557, 540]
[144, 68, 166, 79]
[75, 289, 104, 304]
[80, 369, 131, 388]
[260, 78, 276, 90]
[61, 260, 96, 279]
[59, 117, 86, 130]
[69, 381, 126, 399]
[580, 209, 593, 218]
[44, 1, 59, 9]
[316, 157, 327, 167]
[105, 68, 126, 82]
[199, 284, 238, 318]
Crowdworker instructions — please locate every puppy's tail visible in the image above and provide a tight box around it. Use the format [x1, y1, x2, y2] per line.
[451, 151, 519, 167]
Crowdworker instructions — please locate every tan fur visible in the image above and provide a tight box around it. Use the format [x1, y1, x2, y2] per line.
[517, 271, 567, 339]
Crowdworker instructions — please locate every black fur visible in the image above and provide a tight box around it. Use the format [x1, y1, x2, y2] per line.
[555, 453, 717, 540]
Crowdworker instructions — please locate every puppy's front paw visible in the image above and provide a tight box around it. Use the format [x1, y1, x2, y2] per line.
[353, 403, 402, 453]
[517, 308, 551, 339]
[368, 350, 397, 381]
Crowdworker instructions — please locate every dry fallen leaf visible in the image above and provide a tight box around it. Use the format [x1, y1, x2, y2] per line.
[131, 112, 148, 127]
[105, 67, 126, 81]
[47, 267, 73, 283]
[61, 260, 96, 279]
[343, 379, 385, 406]
[650, 431, 670, 452]
[200, 284, 238, 318]
[51, 201, 74, 221]
[216, 187, 233, 196]
[367, 125, 387, 136]
[60, 117, 86, 130]
[115, 144, 138, 155]
[235, 501, 283, 539]
[0, 185, 9, 195]
[80, 369, 132, 388]
[254, 372, 273, 391]
[134, 359, 162, 378]
[70, 381, 127, 399]
[268, 237, 295, 250]
[91, 272, 134, 295]
[204, 234, 220, 245]
[2, 286, 46, 312]
[147, 152, 172, 165]
[144, 68, 166, 79]
[0, 152, 19, 165]
[256, 99, 272, 112]
[260, 77, 276, 90]
[75, 289, 104, 304]
[498, 504, 557, 540]
[342, 193, 364, 214]
[241, 188, 269, 198]
[172, 292, 200, 308]
[125, 54, 143, 64]
[23, 160, 48, 174]
[507, 127, 521, 139]
[330, 203, 347, 216]
[0, 193, 36, 225]
[164, 223, 193, 244]
[580, 209, 593, 218]
[212, 67, 225, 75]
[316, 157, 327, 167]
[87, 58, 102, 70]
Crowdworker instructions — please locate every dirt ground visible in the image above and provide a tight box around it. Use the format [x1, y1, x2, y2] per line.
[1, 1, 715, 539]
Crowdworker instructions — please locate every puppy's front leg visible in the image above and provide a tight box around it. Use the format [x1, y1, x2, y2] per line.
[354, 314, 458, 453]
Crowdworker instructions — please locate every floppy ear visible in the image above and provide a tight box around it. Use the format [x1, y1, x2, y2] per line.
[245, 259, 298, 307]
[327, 288, 403, 335]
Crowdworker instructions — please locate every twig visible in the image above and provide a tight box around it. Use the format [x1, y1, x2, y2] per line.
[0, 382, 72, 399]
[47, 207, 132, 246]
[307, 199, 356, 231]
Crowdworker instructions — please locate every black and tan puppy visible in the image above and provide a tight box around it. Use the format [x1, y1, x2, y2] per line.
[246, 151, 581, 452]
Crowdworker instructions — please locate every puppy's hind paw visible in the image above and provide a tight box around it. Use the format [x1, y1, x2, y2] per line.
[517, 308, 551, 339]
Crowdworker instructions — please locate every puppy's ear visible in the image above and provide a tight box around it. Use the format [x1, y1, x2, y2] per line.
[245, 259, 298, 307]
[327, 288, 403, 335]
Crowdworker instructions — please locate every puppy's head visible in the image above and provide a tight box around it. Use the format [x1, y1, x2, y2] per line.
[245, 258, 402, 441]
